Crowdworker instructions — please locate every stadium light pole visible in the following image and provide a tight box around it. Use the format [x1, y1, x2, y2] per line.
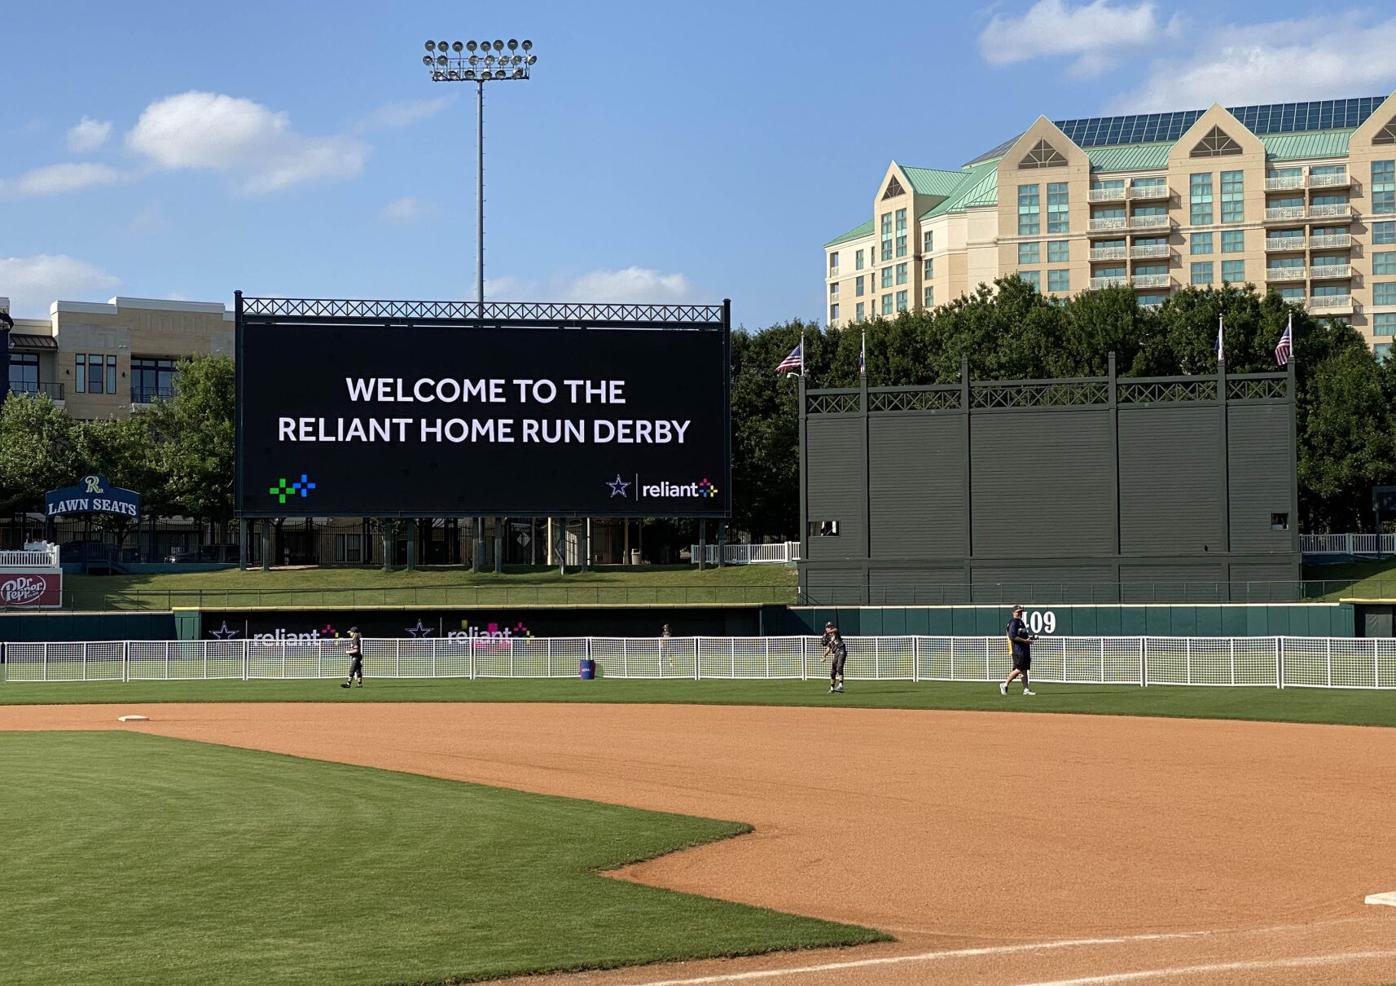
[421, 37, 537, 316]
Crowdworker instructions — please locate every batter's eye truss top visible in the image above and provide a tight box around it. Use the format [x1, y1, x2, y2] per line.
[238, 297, 727, 328]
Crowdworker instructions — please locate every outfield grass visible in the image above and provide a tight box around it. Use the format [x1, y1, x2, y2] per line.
[2, 676, 1393, 728]
[63, 564, 798, 610]
[0, 732, 882, 986]
[1304, 559, 1396, 601]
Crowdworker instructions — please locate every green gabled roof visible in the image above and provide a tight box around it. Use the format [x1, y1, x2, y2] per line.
[1087, 141, 1173, 173]
[920, 158, 1001, 218]
[900, 165, 969, 197]
[824, 218, 874, 248]
[1262, 129, 1353, 160]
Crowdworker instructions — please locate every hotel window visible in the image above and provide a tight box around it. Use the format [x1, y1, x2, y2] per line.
[76, 353, 114, 395]
[1269, 255, 1304, 269]
[1377, 343, 1393, 362]
[1095, 206, 1125, 219]
[895, 290, 907, 312]
[1047, 239, 1069, 263]
[881, 295, 893, 316]
[855, 276, 865, 297]
[923, 230, 933, 252]
[9, 353, 38, 393]
[1374, 313, 1396, 336]
[922, 287, 933, 308]
[855, 249, 865, 270]
[1135, 263, 1168, 277]
[1191, 232, 1214, 254]
[1096, 265, 1125, 279]
[131, 357, 179, 403]
[829, 252, 839, 273]
[1312, 164, 1346, 178]
[1375, 253, 1396, 276]
[881, 267, 893, 289]
[1190, 173, 1213, 224]
[895, 263, 907, 285]
[880, 213, 893, 261]
[1375, 283, 1396, 306]
[1221, 260, 1245, 283]
[1372, 161, 1394, 214]
[1276, 286, 1304, 301]
[1220, 170, 1244, 223]
[829, 304, 840, 323]
[1314, 284, 1349, 297]
[895, 208, 907, 258]
[829, 282, 839, 298]
[1020, 270, 1041, 290]
[855, 302, 865, 321]
[1018, 184, 1040, 235]
[1191, 262, 1214, 285]
[1312, 193, 1349, 207]
[923, 257, 933, 280]
[1221, 230, 1244, 253]
[1137, 293, 1169, 306]
[1018, 241, 1040, 265]
[1047, 269, 1069, 293]
[1373, 222, 1395, 244]
[1047, 182, 1069, 233]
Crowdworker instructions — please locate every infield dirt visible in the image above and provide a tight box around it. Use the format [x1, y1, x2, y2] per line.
[4, 701, 1394, 984]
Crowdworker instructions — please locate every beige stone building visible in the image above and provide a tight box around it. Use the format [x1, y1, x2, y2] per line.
[824, 94, 1396, 355]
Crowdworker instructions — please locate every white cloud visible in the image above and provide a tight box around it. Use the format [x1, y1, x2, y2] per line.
[1113, 13, 1396, 111]
[125, 91, 368, 194]
[380, 196, 427, 223]
[979, 0, 1178, 77]
[0, 254, 121, 315]
[483, 268, 701, 304]
[0, 162, 123, 198]
[67, 116, 113, 152]
[355, 96, 452, 132]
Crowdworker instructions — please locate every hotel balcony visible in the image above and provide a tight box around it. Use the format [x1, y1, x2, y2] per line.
[1308, 295, 1353, 313]
[1090, 275, 1130, 289]
[1309, 203, 1353, 220]
[1088, 187, 1127, 203]
[1309, 172, 1350, 189]
[1265, 235, 1307, 251]
[1090, 246, 1127, 261]
[1265, 206, 1307, 222]
[1129, 184, 1169, 201]
[7, 381, 65, 405]
[1265, 175, 1306, 191]
[1129, 214, 1170, 231]
[1089, 216, 1129, 233]
[1309, 264, 1353, 280]
[1310, 233, 1352, 249]
[1132, 273, 1171, 289]
[1130, 243, 1171, 259]
[1265, 267, 1307, 282]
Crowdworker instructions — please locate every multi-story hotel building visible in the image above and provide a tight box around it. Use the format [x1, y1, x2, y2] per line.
[824, 94, 1396, 353]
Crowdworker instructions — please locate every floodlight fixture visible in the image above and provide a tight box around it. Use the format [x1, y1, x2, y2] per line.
[508, 38, 518, 50]
[425, 40, 436, 51]
[452, 40, 464, 52]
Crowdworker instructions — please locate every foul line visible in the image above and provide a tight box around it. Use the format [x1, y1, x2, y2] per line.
[1013, 950, 1396, 985]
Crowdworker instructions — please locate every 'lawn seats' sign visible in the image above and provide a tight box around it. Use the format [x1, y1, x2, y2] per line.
[45, 475, 142, 519]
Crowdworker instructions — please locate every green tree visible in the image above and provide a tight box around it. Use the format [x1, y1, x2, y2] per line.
[145, 355, 236, 545]
[729, 322, 809, 540]
[0, 394, 81, 514]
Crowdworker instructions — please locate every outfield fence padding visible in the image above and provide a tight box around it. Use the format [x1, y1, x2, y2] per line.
[4, 636, 1396, 689]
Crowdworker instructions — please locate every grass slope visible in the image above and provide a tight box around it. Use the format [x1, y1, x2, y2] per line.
[65, 564, 797, 610]
[0, 732, 880, 986]
[1304, 559, 1396, 601]
[2, 677, 1394, 728]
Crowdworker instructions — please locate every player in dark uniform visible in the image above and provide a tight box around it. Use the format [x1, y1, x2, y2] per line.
[1000, 604, 1036, 696]
[821, 621, 847, 693]
[341, 627, 364, 688]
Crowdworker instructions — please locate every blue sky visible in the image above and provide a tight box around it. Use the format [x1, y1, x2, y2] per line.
[4, 0, 1396, 327]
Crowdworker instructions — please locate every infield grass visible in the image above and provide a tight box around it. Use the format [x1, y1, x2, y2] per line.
[2, 676, 1394, 727]
[0, 732, 882, 986]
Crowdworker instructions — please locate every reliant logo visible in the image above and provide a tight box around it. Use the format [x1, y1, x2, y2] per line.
[639, 477, 720, 499]
[1, 575, 49, 605]
[447, 620, 532, 640]
[269, 474, 316, 504]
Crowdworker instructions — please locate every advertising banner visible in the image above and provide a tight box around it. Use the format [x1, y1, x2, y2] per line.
[45, 475, 142, 519]
[0, 570, 63, 608]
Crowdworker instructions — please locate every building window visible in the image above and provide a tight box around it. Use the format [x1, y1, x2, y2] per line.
[1096, 265, 1126, 279]
[1313, 284, 1348, 297]
[855, 276, 865, 297]
[1373, 161, 1395, 214]
[8, 353, 39, 394]
[923, 230, 933, 253]
[1047, 182, 1069, 233]
[895, 290, 907, 312]
[880, 213, 892, 262]
[1191, 232, 1214, 254]
[1020, 270, 1041, 290]
[1047, 239, 1069, 263]
[77, 353, 111, 394]
[1020, 139, 1067, 168]
[881, 295, 893, 316]
[1375, 283, 1396, 306]
[855, 302, 865, 321]
[829, 304, 840, 323]
[1312, 193, 1349, 207]
[131, 357, 179, 404]
[1191, 262, 1214, 285]
[1018, 241, 1040, 265]
[1137, 293, 1169, 306]
[1269, 255, 1304, 269]
[1276, 286, 1304, 300]
[880, 267, 893, 289]
[1221, 229, 1244, 253]
[1221, 259, 1245, 283]
[1047, 269, 1069, 293]
[1017, 184, 1040, 235]
[923, 286, 933, 307]
[855, 249, 865, 270]
[1191, 126, 1242, 157]
[923, 257, 933, 280]
[1373, 313, 1396, 336]
[1376, 253, 1396, 276]
[1190, 173, 1213, 225]
[895, 263, 907, 285]
[1220, 170, 1244, 223]
[829, 252, 839, 273]
[1373, 222, 1395, 245]
[1377, 343, 1393, 362]
[334, 534, 365, 564]
[895, 208, 907, 258]
[829, 282, 839, 298]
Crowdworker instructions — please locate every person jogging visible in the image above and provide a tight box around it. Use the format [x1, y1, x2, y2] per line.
[821, 621, 847, 694]
[340, 627, 364, 688]
[1000, 605, 1036, 696]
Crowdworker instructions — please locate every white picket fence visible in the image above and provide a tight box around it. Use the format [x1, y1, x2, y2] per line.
[3, 635, 1394, 689]
[689, 542, 801, 565]
[1300, 533, 1396, 555]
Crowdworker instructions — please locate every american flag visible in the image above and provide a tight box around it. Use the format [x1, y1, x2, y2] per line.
[1275, 319, 1293, 366]
[776, 342, 802, 374]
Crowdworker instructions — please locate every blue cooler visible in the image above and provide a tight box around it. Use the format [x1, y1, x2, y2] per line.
[579, 658, 596, 680]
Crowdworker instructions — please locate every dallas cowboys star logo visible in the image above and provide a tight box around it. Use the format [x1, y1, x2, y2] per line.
[406, 619, 433, 637]
[210, 621, 239, 639]
[606, 473, 631, 498]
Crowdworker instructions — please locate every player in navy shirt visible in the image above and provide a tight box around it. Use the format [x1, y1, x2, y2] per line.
[999, 604, 1036, 696]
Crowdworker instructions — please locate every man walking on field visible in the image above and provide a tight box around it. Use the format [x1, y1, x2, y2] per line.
[821, 621, 847, 694]
[341, 627, 364, 688]
[1000, 605, 1036, 696]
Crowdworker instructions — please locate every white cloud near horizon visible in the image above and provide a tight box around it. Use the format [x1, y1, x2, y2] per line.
[979, 0, 1180, 78]
[380, 196, 427, 223]
[1112, 13, 1396, 111]
[355, 96, 453, 132]
[0, 162, 124, 198]
[66, 116, 113, 152]
[125, 91, 368, 195]
[485, 267, 701, 304]
[0, 254, 121, 316]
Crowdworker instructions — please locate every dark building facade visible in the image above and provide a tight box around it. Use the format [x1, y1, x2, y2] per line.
[799, 357, 1299, 603]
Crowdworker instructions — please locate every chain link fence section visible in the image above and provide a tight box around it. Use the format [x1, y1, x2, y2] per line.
[5, 636, 1396, 690]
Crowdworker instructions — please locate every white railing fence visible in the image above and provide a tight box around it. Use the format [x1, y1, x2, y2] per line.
[3, 636, 1394, 689]
[0, 545, 61, 568]
[689, 542, 801, 565]
[1301, 533, 1396, 555]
